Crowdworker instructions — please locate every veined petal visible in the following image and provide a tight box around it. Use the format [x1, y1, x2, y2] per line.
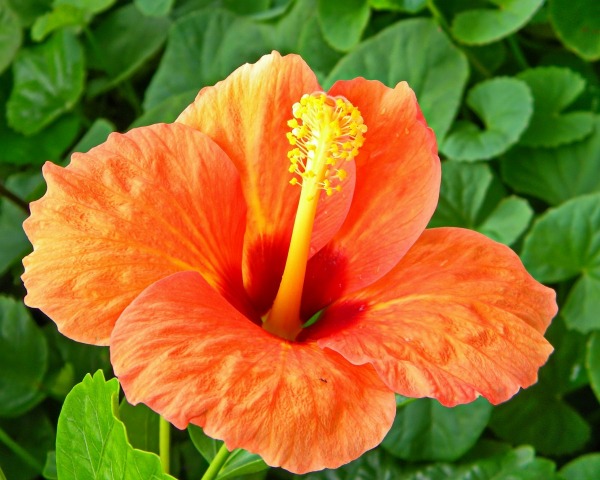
[23, 123, 248, 345]
[111, 271, 395, 474]
[307, 228, 556, 406]
[302, 79, 440, 317]
[177, 52, 355, 314]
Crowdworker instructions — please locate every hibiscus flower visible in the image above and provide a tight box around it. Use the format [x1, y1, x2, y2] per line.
[22, 52, 556, 474]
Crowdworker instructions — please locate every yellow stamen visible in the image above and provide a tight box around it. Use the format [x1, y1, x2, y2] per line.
[263, 92, 366, 340]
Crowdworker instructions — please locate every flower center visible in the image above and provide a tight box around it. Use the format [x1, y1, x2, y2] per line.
[263, 92, 366, 341]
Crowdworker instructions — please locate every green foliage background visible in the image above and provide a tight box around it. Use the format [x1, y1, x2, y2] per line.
[0, 0, 599, 478]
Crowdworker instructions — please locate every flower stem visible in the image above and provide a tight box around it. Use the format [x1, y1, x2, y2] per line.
[159, 417, 171, 474]
[201, 443, 231, 480]
[0, 425, 44, 472]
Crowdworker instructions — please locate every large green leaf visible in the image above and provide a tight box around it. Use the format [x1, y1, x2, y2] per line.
[85, 4, 169, 92]
[382, 398, 492, 462]
[368, 0, 426, 13]
[521, 193, 600, 332]
[119, 400, 160, 455]
[560, 453, 600, 480]
[0, 0, 22, 73]
[549, 0, 600, 61]
[517, 66, 594, 147]
[5, 0, 51, 27]
[134, 0, 173, 17]
[451, 0, 544, 45]
[188, 425, 268, 480]
[441, 77, 533, 161]
[144, 9, 268, 110]
[0, 297, 48, 417]
[317, 0, 370, 51]
[586, 332, 600, 404]
[501, 117, 600, 205]
[490, 388, 590, 456]
[7, 30, 84, 135]
[56, 371, 173, 479]
[326, 18, 469, 141]
[429, 161, 532, 246]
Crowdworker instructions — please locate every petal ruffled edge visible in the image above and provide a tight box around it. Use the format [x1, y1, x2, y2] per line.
[306, 228, 556, 406]
[111, 271, 396, 473]
[23, 123, 248, 345]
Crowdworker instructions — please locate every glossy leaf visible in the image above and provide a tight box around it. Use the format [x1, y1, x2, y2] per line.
[317, 0, 370, 52]
[7, 30, 84, 136]
[327, 18, 468, 140]
[0, 0, 22, 73]
[144, 9, 268, 110]
[521, 193, 600, 332]
[501, 117, 600, 205]
[85, 4, 169, 90]
[188, 426, 269, 480]
[517, 66, 594, 147]
[441, 77, 533, 161]
[429, 161, 532, 246]
[368, 0, 426, 13]
[134, 0, 173, 17]
[560, 453, 600, 480]
[549, 0, 600, 61]
[586, 332, 600, 403]
[55, 371, 173, 479]
[0, 297, 48, 417]
[382, 397, 492, 461]
[451, 0, 544, 45]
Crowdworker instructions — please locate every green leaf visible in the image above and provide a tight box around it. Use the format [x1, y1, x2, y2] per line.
[429, 161, 532, 246]
[326, 18, 469, 141]
[119, 400, 160, 454]
[7, 30, 84, 136]
[0, 114, 80, 166]
[0, 198, 28, 276]
[144, 9, 268, 110]
[132, 90, 197, 128]
[517, 66, 594, 147]
[477, 196, 533, 246]
[451, 0, 544, 45]
[188, 426, 268, 480]
[86, 4, 169, 91]
[222, 0, 270, 15]
[134, 0, 174, 17]
[0, 0, 22, 73]
[6, 0, 51, 27]
[68, 118, 115, 157]
[539, 317, 588, 395]
[521, 193, 600, 332]
[0, 297, 48, 417]
[368, 0, 426, 13]
[382, 397, 492, 461]
[441, 77, 533, 161]
[42, 451, 57, 479]
[56, 371, 173, 479]
[549, 0, 600, 61]
[317, 0, 370, 51]
[297, 16, 343, 83]
[586, 332, 600, 403]
[501, 117, 600, 205]
[491, 388, 590, 456]
[560, 453, 600, 480]
[0, 410, 54, 480]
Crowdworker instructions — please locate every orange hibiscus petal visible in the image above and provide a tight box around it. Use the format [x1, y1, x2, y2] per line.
[307, 228, 556, 406]
[177, 52, 355, 314]
[111, 271, 395, 474]
[301, 79, 440, 317]
[23, 123, 249, 345]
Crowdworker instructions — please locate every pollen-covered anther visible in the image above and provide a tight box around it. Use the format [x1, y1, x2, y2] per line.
[286, 92, 366, 193]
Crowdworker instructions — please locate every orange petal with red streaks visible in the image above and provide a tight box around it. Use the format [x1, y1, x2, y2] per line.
[177, 52, 356, 314]
[301, 79, 440, 317]
[22, 123, 248, 345]
[110, 271, 395, 474]
[308, 228, 556, 406]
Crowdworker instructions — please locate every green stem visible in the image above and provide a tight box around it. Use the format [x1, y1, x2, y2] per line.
[201, 443, 231, 480]
[0, 183, 29, 214]
[507, 35, 529, 70]
[159, 417, 171, 474]
[0, 426, 44, 472]
[426, 0, 451, 33]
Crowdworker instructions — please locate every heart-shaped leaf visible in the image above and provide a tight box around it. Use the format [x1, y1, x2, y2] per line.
[441, 77, 533, 161]
[317, 0, 370, 52]
[517, 66, 594, 147]
[549, 0, 600, 61]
